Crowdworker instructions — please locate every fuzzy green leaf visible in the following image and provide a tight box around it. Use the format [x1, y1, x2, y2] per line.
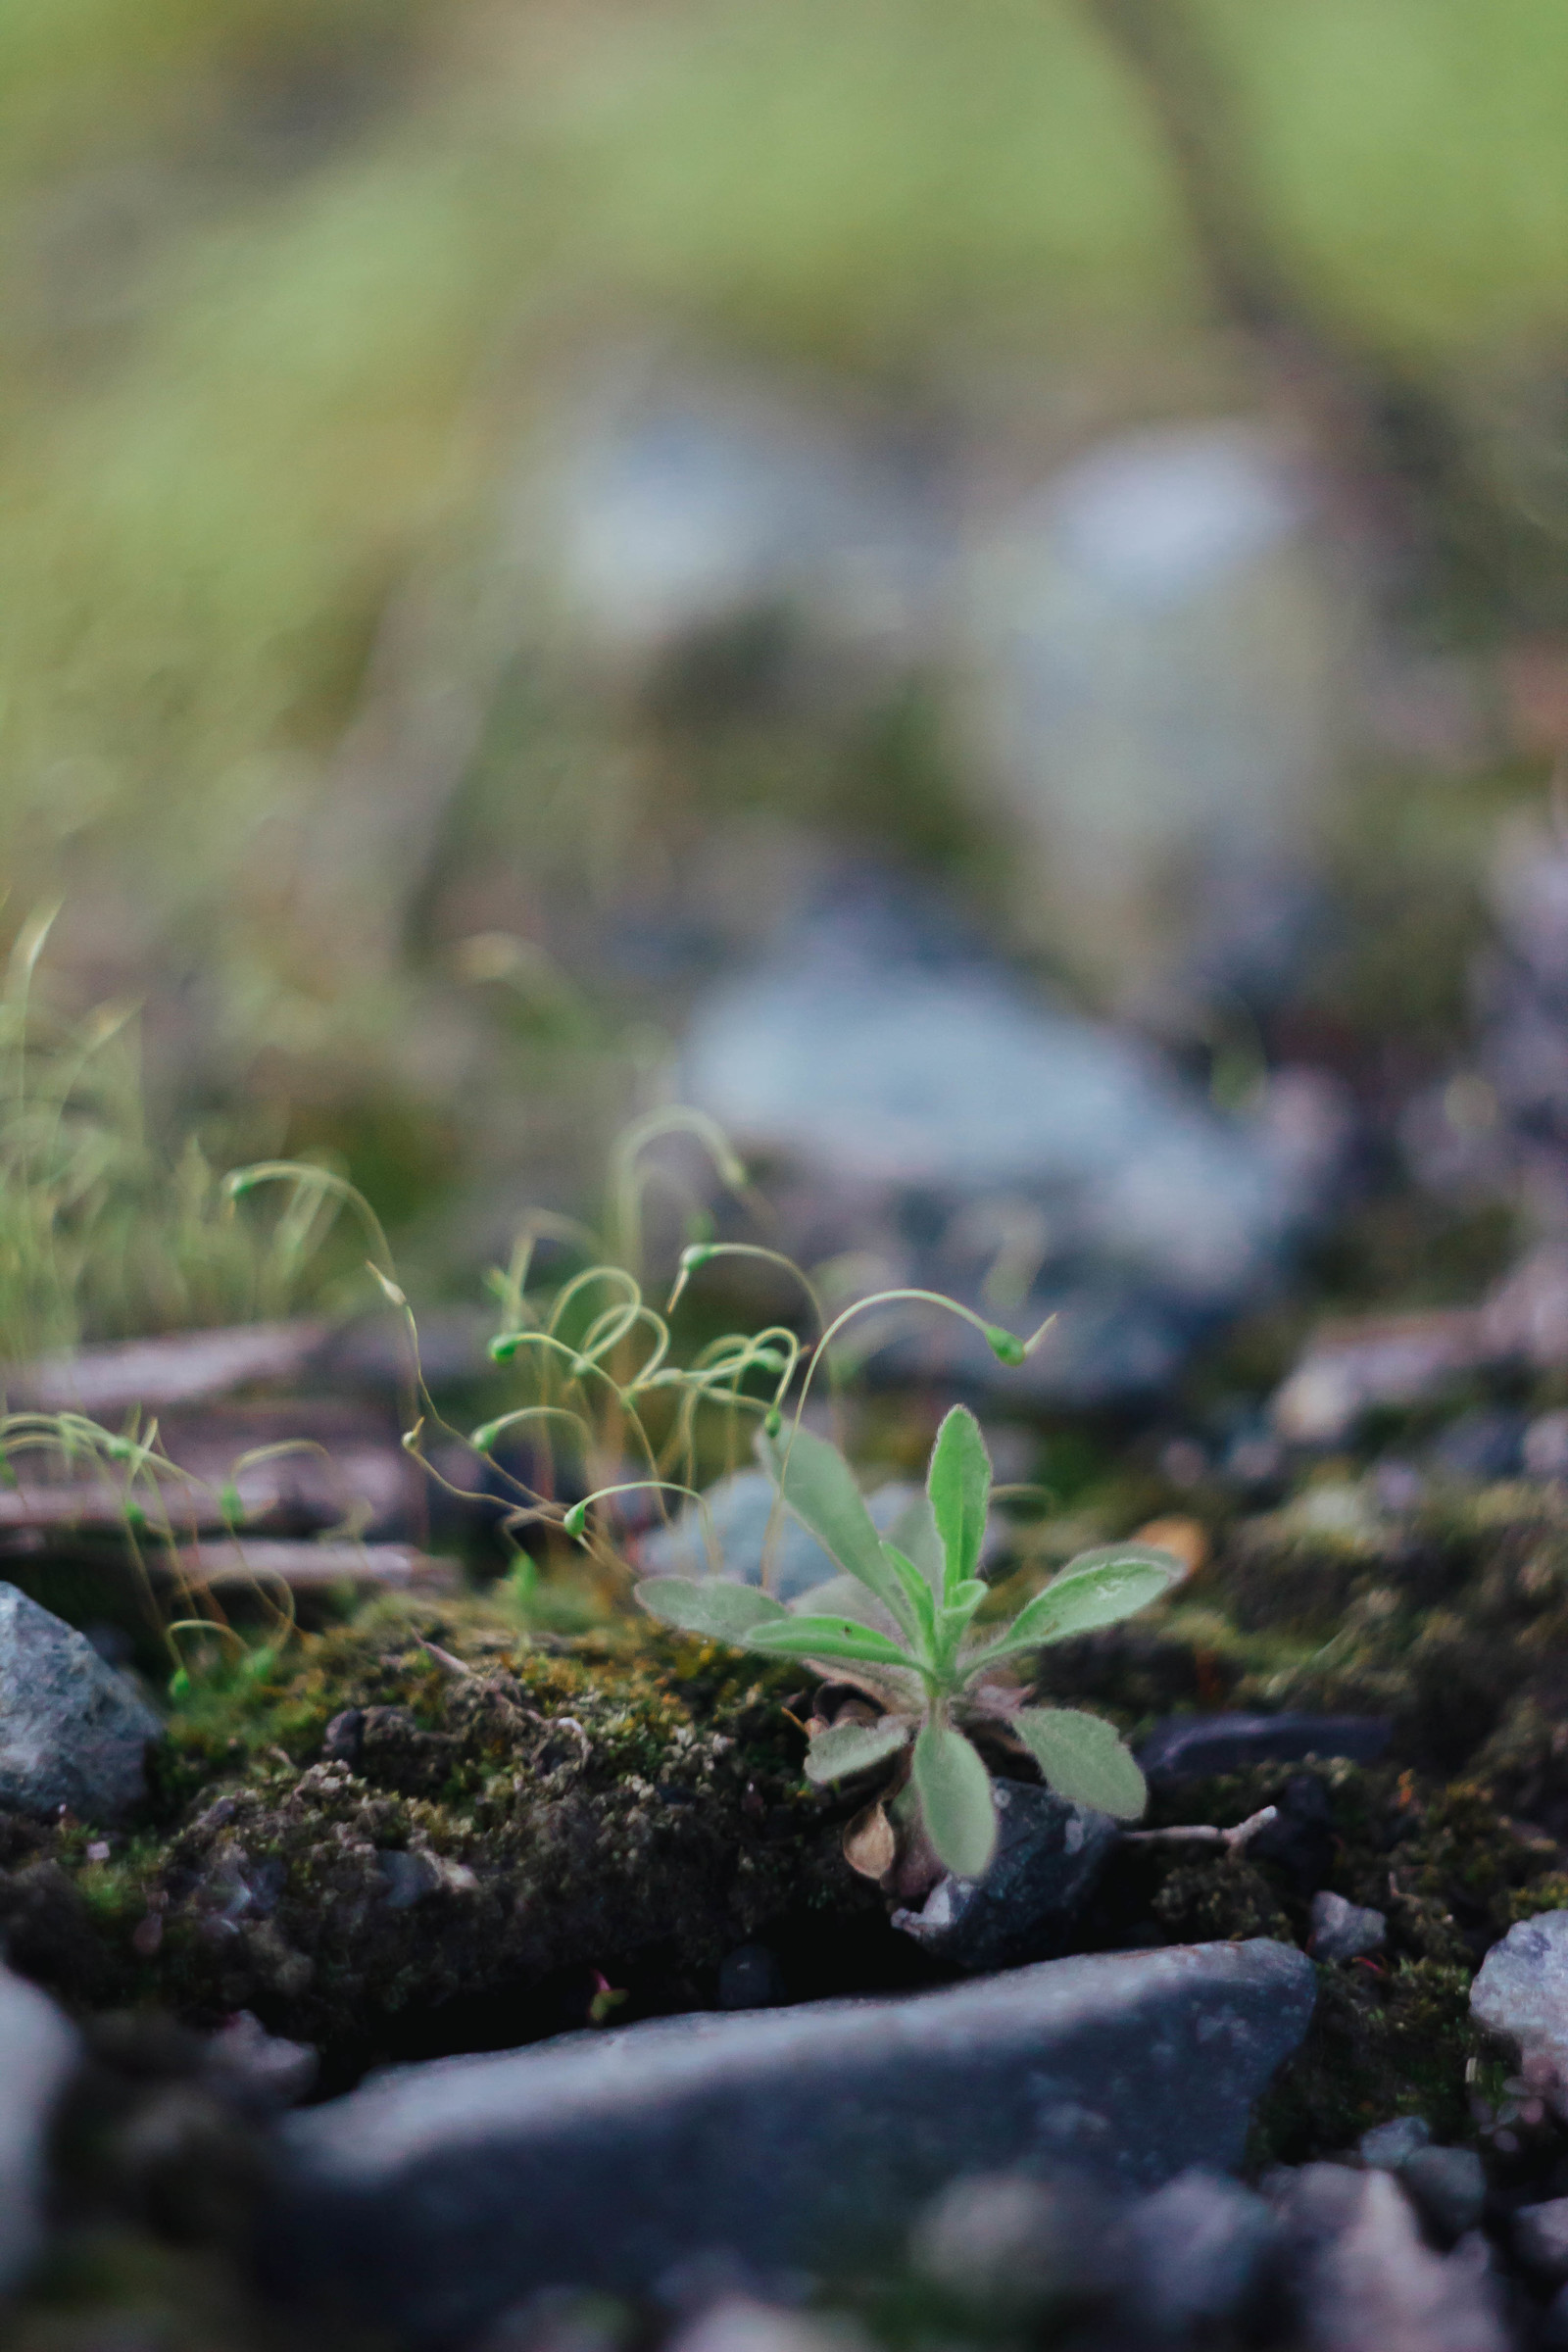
[636, 1578, 789, 1642]
[886, 1490, 944, 1591]
[745, 1614, 916, 1671]
[803, 1717, 912, 1786]
[912, 1722, 998, 1879]
[976, 1545, 1178, 1661]
[759, 1425, 916, 1632]
[1013, 1706, 1148, 1820]
[927, 1404, 991, 1595]
[881, 1541, 937, 1653]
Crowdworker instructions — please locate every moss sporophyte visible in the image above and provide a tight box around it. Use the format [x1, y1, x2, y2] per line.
[632, 1405, 1182, 1880]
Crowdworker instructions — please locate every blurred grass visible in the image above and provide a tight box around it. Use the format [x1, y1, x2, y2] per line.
[0, 0, 1566, 1233]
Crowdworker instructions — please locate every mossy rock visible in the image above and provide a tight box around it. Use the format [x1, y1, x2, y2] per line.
[0, 1598, 907, 2075]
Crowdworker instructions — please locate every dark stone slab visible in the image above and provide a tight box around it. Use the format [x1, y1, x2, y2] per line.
[891, 1781, 1118, 1971]
[1137, 1712, 1393, 1782]
[264, 1940, 1315, 2346]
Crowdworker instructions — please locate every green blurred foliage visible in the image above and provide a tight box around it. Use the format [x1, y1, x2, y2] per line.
[5, 0, 1568, 906]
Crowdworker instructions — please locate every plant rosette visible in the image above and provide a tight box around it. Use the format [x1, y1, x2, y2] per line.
[637, 1405, 1182, 1883]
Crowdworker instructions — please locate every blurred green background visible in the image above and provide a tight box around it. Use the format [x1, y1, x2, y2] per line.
[5, 0, 1568, 1327]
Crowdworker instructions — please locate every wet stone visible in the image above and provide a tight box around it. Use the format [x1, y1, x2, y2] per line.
[890, 1780, 1118, 1971]
[0, 1583, 162, 1822]
[264, 1940, 1315, 2346]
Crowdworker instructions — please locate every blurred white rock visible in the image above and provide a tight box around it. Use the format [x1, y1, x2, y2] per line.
[957, 421, 1351, 997]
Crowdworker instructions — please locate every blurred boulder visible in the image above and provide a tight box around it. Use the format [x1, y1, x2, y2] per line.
[959, 421, 1350, 999]
[636, 1474, 938, 1601]
[538, 369, 940, 692]
[682, 884, 1348, 1402]
[0, 1961, 78, 2297]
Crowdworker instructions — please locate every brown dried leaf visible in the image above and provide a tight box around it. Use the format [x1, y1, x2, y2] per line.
[842, 1799, 897, 1881]
[1130, 1515, 1208, 1581]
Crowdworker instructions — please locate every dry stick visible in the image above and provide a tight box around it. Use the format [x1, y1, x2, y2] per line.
[1121, 1803, 1278, 1852]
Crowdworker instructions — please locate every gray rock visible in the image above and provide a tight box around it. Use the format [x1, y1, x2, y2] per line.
[1138, 1712, 1392, 1781]
[1311, 1890, 1387, 1963]
[1513, 2197, 1568, 2280]
[636, 1474, 938, 1602]
[1400, 2147, 1486, 2244]
[203, 2011, 318, 2113]
[890, 1781, 1119, 1971]
[667, 2301, 871, 2352]
[265, 1940, 1315, 2345]
[910, 2171, 1116, 2315]
[0, 1960, 80, 2297]
[1470, 1912, 1568, 2113]
[0, 1583, 161, 1820]
[1115, 2169, 1280, 2337]
[1358, 2116, 1432, 2172]
[1282, 2168, 1507, 2352]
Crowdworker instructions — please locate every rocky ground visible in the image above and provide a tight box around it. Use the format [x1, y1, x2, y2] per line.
[13, 1448, 1568, 2344]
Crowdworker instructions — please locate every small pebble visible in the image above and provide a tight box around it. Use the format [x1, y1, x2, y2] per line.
[1401, 2145, 1486, 2241]
[911, 2172, 1113, 2314]
[1312, 1890, 1388, 1963]
[1514, 2197, 1568, 2280]
[1116, 2169, 1278, 2334]
[1358, 2115, 1432, 2171]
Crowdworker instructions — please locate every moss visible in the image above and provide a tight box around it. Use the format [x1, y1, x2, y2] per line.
[1250, 1959, 1479, 2169]
[0, 1595, 908, 2068]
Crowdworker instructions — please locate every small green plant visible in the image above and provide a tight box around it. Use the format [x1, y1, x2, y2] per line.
[637, 1405, 1180, 1879]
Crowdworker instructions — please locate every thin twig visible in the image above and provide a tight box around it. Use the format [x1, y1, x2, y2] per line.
[1122, 1803, 1278, 1851]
